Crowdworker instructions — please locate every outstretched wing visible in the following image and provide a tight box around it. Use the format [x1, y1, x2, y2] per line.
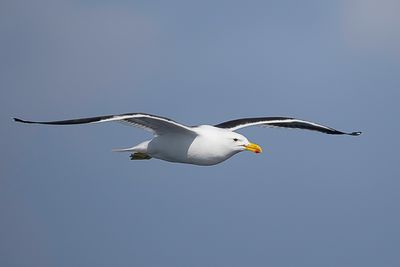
[215, 117, 361, 136]
[14, 113, 196, 136]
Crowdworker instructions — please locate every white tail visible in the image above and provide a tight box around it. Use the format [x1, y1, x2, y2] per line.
[112, 147, 136, 152]
[112, 140, 150, 153]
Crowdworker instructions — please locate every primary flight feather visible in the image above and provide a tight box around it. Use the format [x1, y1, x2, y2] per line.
[14, 113, 361, 166]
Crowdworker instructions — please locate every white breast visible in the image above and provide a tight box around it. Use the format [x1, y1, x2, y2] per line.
[146, 125, 238, 166]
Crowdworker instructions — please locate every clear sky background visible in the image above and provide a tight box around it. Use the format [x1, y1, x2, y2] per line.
[1, 0, 399, 266]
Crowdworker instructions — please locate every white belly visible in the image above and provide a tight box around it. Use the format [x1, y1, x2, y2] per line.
[147, 134, 237, 166]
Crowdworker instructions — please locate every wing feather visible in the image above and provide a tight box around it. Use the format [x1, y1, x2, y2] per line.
[215, 117, 361, 136]
[14, 113, 195, 136]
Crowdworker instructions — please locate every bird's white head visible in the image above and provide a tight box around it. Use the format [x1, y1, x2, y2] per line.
[191, 126, 263, 165]
[222, 131, 263, 154]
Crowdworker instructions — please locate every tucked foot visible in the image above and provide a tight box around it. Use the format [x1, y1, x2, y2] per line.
[130, 152, 152, 160]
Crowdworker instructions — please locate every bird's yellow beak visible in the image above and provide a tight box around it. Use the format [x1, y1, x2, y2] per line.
[244, 142, 262, 154]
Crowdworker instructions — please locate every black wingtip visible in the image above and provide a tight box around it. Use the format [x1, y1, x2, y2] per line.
[349, 131, 362, 136]
[14, 117, 36, 124]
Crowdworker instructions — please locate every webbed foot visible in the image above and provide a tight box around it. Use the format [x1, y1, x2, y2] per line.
[130, 153, 152, 160]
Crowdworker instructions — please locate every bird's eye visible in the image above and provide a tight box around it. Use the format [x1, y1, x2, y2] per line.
[233, 138, 239, 142]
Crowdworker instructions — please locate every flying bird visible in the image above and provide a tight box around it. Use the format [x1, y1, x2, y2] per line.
[14, 113, 361, 166]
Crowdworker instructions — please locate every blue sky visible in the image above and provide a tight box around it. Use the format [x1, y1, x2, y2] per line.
[1, 0, 400, 266]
